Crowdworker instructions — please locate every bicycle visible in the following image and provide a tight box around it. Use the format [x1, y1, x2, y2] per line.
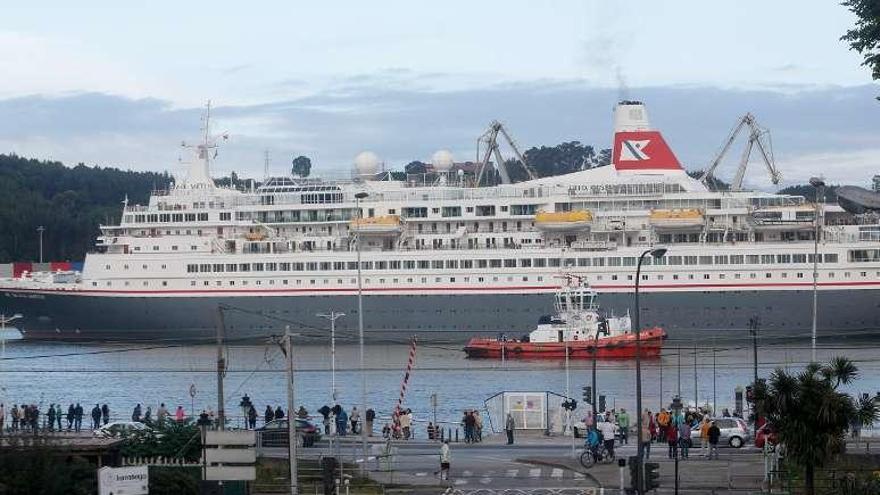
[579, 444, 613, 469]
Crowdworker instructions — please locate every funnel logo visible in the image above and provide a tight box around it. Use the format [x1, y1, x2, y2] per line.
[620, 140, 650, 161]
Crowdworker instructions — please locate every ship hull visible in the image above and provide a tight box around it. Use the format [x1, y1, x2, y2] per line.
[2, 287, 879, 343]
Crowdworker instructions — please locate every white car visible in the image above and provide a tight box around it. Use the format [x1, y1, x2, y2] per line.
[94, 421, 151, 438]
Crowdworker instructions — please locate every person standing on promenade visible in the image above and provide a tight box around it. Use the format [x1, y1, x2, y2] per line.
[157, 403, 168, 426]
[599, 418, 616, 460]
[66, 404, 74, 431]
[657, 408, 670, 444]
[365, 408, 375, 437]
[175, 405, 185, 423]
[708, 421, 721, 460]
[666, 420, 679, 459]
[474, 410, 483, 442]
[505, 413, 516, 445]
[438, 439, 451, 480]
[47, 404, 56, 432]
[618, 408, 630, 445]
[132, 404, 142, 422]
[274, 405, 284, 421]
[101, 404, 110, 425]
[350, 407, 360, 435]
[265, 405, 274, 425]
[73, 403, 83, 432]
[247, 405, 257, 429]
[144, 406, 152, 423]
[90, 405, 101, 430]
[641, 409, 653, 459]
[679, 420, 691, 459]
[55, 404, 62, 431]
[699, 418, 711, 457]
[11, 404, 19, 431]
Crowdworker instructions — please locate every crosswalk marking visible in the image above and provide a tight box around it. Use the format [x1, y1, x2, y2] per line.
[529, 468, 542, 478]
[506, 469, 519, 478]
[551, 468, 563, 478]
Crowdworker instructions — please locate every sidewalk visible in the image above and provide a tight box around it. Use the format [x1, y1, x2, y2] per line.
[517, 449, 768, 493]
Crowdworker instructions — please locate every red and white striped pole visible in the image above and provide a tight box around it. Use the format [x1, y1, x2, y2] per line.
[393, 337, 418, 433]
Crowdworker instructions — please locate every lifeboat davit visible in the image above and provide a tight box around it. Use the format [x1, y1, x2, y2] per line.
[534, 210, 592, 232]
[350, 215, 403, 234]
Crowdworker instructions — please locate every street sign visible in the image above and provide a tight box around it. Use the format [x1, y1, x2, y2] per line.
[98, 465, 149, 495]
[203, 430, 256, 482]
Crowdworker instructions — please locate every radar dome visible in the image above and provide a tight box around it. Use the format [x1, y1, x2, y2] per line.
[354, 151, 380, 176]
[431, 150, 454, 171]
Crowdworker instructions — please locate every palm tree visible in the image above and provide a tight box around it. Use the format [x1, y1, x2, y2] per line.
[753, 357, 878, 495]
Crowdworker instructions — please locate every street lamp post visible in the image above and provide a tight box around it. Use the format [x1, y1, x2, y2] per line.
[317, 312, 345, 403]
[354, 191, 369, 475]
[36, 226, 45, 264]
[809, 177, 825, 363]
[634, 247, 666, 494]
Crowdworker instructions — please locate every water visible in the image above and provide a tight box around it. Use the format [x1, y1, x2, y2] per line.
[1, 337, 878, 428]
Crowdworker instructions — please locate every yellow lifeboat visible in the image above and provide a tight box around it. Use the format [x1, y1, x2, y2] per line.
[534, 210, 593, 232]
[350, 215, 403, 234]
[649, 209, 704, 228]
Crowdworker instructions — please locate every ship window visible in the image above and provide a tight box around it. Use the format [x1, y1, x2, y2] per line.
[519, 258, 532, 268]
[418, 260, 430, 269]
[504, 259, 516, 268]
[781, 273, 788, 278]
[622, 257, 636, 266]
[611, 275, 618, 281]
[750, 273, 757, 279]
[765, 273, 772, 278]
[477, 260, 488, 268]
[199, 264, 211, 273]
[92, 282, 98, 287]
[431, 260, 443, 269]
[446, 260, 458, 269]
[229, 281, 234, 286]
[667, 256, 682, 265]
[793, 254, 807, 263]
[187, 264, 198, 273]
[653, 256, 667, 266]
[703, 274, 710, 280]
[684, 256, 697, 265]
[688, 274, 694, 280]
[293, 263, 305, 271]
[239, 264, 250, 272]
[534, 258, 547, 267]
[347, 262, 357, 270]
[825, 253, 839, 263]
[462, 260, 473, 269]
[734, 273, 741, 279]
[578, 258, 591, 267]
[730, 255, 744, 264]
[592, 257, 605, 267]
[213, 264, 224, 272]
[777, 254, 791, 264]
[280, 263, 291, 271]
[490, 259, 502, 268]
[253, 263, 264, 272]
[266, 263, 277, 271]
[162, 281, 167, 286]
[390, 261, 401, 269]
[672, 275, 679, 280]
[747, 255, 760, 264]
[321, 262, 332, 271]
[642, 275, 649, 280]
[548, 258, 561, 267]
[714, 255, 728, 265]
[360, 262, 373, 270]
[190, 281, 196, 286]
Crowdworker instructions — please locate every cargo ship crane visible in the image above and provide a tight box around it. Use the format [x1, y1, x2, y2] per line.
[475, 120, 536, 186]
[699, 113, 781, 191]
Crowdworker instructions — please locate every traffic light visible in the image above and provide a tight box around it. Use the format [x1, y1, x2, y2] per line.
[561, 399, 577, 411]
[644, 461, 661, 490]
[598, 395, 606, 412]
[628, 456, 641, 492]
[582, 386, 592, 404]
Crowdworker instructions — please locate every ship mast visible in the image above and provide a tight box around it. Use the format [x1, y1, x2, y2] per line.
[180, 100, 228, 189]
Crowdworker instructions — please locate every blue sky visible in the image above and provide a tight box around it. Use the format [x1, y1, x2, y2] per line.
[0, 1, 877, 186]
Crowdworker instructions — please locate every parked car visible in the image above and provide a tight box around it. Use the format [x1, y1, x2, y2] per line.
[690, 417, 751, 448]
[95, 421, 151, 438]
[755, 422, 778, 449]
[256, 418, 321, 447]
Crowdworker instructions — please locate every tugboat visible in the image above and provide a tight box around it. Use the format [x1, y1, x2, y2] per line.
[463, 276, 665, 359]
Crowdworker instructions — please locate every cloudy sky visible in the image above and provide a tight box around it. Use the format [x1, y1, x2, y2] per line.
[1, 1, 877, 187]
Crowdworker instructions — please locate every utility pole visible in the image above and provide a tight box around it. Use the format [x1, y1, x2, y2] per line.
[284, 325, 298, 495]
[677, 347, 681, 398]
[36, 226, 45, 263]
[809, 177, 825, 363]
[712, 343, 717, 414]
[565, 342, 574, 458]
[693, 341, 698, 410]
[215, 306, 226, 430]
[317, 312, 345, 402]
[354, 191, 369, 476]
[749, 317, 759, 385]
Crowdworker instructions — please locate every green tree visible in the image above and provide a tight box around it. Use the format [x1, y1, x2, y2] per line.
[404, 160, 428, 175]
[753, 357, 879, 495]
[841, 0, 880, 88]
[291, 155, 312, 177]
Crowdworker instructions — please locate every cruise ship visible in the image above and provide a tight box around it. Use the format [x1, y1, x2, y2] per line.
[2, 101, 879, 343]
